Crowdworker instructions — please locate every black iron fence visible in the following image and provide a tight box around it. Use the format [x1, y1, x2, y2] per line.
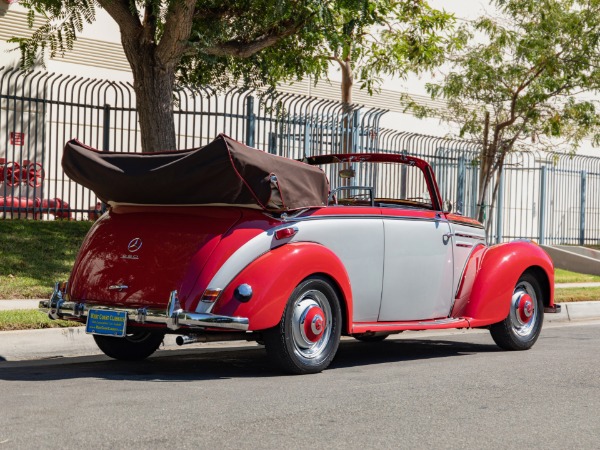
[1, 67, 599, 245]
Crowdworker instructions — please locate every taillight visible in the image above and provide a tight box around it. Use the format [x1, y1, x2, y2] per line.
[200, 288, 222, 303]
[275, 226, 298, 240]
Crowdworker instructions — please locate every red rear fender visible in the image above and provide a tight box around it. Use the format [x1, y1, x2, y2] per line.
[211, 242, 353, 332]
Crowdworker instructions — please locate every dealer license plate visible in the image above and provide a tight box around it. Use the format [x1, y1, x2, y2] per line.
[86, 309, 127, 337]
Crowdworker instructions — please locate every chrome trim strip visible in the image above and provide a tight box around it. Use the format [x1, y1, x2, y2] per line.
[448, 220, 485, 230]
[356, 317, 467, 328]
[290, 214, 448, 224]
[39, 295, 249, 332]
[454, 232, 486, 241]
[108, 285, 129, 291]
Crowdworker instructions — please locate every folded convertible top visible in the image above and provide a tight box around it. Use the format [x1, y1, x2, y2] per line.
[62, 134, 329, 212]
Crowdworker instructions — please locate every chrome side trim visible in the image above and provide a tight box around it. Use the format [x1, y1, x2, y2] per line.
[39, 290, 249, 332]
[455, 232, 486, 241]
[448, 220, 485, 230]
[108, 285, 129, 291]
[290, 214, 448, 224]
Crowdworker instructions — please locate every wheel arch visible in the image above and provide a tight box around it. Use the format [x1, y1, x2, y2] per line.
[306, 272, 351, 336]
[211, 242, 354, 332]
[524, 265, 552, 308]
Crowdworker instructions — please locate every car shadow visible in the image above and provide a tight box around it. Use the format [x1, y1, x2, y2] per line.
[331, 338, 500, 370]
[0, 338, 500, 382]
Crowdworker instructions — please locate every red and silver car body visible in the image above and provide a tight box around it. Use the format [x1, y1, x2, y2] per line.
[41, 147, 559, 374]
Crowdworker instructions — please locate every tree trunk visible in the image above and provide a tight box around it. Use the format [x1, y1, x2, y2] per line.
[100, 0, 195, 153]
[340, 59, 354, 156]
[131, 60, 177, 152]
[118, 35, 178, 153]
[340, 60, 353, 105]
[476, 113, 493, 223]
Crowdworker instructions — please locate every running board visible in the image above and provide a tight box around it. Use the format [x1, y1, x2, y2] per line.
[352, 317, 471, 334]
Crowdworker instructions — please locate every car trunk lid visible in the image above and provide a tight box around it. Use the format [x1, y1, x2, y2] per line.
[68, 206, 242, 309]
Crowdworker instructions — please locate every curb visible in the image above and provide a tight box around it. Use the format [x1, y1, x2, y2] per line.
[0, 327, 259, 362]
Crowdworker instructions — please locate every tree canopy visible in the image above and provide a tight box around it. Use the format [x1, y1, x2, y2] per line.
[11, 0, 454, 151]
[403, 0, 600, 223]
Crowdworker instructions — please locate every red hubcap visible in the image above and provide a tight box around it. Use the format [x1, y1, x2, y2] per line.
[303, 306, 326, 343]
[518, 294, 534, 323]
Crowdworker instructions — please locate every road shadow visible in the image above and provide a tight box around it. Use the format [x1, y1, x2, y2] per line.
[0, 337, 499, 382]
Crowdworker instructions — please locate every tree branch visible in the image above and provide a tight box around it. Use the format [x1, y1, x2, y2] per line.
[97, 0, 142, 35]
[156, 0, 197, 65]
[201, 18, 306, 58]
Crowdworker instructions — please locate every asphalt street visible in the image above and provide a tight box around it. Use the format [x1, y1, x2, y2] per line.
[0, 320, 598, 449]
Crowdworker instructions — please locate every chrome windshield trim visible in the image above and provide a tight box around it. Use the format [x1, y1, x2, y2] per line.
[39, 299, 249, 331]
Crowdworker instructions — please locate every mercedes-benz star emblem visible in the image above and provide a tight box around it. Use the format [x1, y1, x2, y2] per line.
[127, 238, 143, 252]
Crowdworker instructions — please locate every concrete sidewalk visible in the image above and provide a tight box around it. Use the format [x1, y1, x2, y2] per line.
[555, 282, 600, 288]
[0, 299, 41, 311]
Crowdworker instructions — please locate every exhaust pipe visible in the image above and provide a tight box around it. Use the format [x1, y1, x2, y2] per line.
[175, 333, 254, 346]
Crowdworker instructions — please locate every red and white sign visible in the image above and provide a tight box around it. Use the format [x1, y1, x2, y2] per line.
[10, 132, 25, 146]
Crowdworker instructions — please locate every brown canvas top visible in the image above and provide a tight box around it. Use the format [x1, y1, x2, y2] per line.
[62, 134, 329, 212]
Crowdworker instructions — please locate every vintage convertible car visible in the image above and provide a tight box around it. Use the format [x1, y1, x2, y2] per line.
[40, 134, 560, 374]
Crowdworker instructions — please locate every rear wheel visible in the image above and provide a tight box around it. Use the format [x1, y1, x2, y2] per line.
[264, 276, 342, 374]
[490, 272, 544, 351]
[93, 330, 165, 361]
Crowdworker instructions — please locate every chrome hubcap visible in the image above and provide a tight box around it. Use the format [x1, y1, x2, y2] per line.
[291, 290, 332, 359]
[510, 281, 538, 337]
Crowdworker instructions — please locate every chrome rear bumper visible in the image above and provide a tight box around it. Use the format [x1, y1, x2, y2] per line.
[40, 284, 249, 332]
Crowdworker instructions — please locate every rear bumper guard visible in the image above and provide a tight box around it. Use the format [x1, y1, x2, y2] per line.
[40, 285, 249, 332]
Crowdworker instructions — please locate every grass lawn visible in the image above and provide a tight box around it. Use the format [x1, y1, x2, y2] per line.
[554, 268, 600, 283]
[0, 309, 83, 331]
[0, 220, 92, 299]
[555, 286, 600, 303]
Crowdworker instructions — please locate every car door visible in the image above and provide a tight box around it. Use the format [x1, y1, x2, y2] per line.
[378, 211, 454, 321]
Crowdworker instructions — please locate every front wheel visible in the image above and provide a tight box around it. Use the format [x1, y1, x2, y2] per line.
[264, 276, 342, 374]
[490, 272, 544, 351]
[93, 330, 165, 361]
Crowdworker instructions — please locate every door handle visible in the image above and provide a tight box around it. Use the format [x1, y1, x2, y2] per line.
[443, 233, 454, 244]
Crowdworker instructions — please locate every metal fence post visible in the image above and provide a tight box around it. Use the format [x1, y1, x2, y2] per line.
[245, 95, 255, 147]
[580, 170, 587, 245]
[495, 170, 504, 244]
[268, 131, 277, 155]
[304, 121, 312, 157]
[457, 156, 466, 215]
[470, 162, 479, 219]
[102, 104, 111, 150]
[400, 150, 408, 200]
[352, 109, 361, 153]
[539, 166, 547, 245]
